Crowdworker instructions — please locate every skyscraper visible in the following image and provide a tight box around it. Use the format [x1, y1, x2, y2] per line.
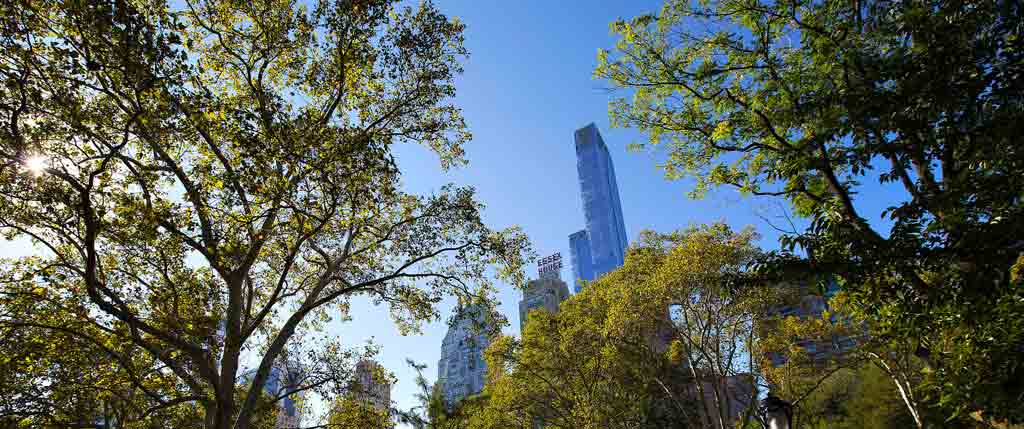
[239, 363, 302, 428]
[569, 123, 628, 293]
[350, 359, 392, 412]
[568, 230, 594, 293]
[437, 305, 493, 405]
[518, 277, 571, 329]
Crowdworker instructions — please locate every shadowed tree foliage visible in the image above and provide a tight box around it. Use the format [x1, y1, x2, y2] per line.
[784, 362, 917, 429]
[756, 289, 939, 428]
[597, 0, 1024, 423]
[0, 0, 529, 427]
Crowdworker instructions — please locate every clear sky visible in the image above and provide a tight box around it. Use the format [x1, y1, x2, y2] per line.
[363, 0, 909, 419]
[0, 0, 911, 423]
[339, 0, 797, 418]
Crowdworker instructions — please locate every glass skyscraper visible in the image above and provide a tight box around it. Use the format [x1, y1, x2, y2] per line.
[569, 123, 628, 293]
[568, 230, 594, 293]
[239, 364, 302, 428]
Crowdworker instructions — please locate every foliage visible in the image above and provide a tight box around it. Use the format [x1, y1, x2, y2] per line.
[755, 292, 924, 427]
[597, 0, 1024, 422]
[0, 0, 530, 427]
[836, 364, 920, 429]
[393, 360, 434, 429]
[754, 286, 865, 425]
[791, 363, 916, 429]
[638, 224, 766, 429]
[393, 359, 483, 429]
[327, 397, 392, 429]
[475, 223, 767, 429]
[476, 308, 678, 428]
[757, 287, 984, 428]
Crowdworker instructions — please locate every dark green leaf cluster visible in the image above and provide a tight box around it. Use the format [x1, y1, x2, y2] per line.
[598, 0, 1024, 424]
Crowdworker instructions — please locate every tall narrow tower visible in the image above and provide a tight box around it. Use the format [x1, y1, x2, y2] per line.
[568, 230, 594, 293]
[569, 123, 628, 293]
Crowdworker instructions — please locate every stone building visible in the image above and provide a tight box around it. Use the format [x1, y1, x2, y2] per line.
[518, 277, 570, 329]
[762, 280, 861, 366]
[436, 306, 493, 405]
[350, 359, 391, 412]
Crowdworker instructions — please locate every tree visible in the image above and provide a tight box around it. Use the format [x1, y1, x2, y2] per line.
[755, 290, 931, 428]
[0, 0, 529, 427]
[834, 363, 920, 429]
[774, 362, 917, 429]
[327, 397, 392, 429]
[477, 307, 678, 428]
[476, 223, 767, 429]
[597, 0, 1024, 422]
[393, 359, 484, 429]
[0, 317, 212, 427]
[647, 225, 766, 429]
[324, 359, 395, 428]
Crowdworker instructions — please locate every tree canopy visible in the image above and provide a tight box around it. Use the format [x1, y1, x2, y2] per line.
[327, 397, 392, 429]
[474, 224, 766, 429]
[597, 0, 1024, 422]
[0, 0, 529, 427]
[789, 362, 917, 429]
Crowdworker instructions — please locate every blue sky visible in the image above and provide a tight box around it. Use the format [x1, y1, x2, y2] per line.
[366, 0, 910, 418]
[338, 0, 799, 417]
[0, 0, 914, 422]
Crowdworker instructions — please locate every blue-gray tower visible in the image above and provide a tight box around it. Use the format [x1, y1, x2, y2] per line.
[437, 305, 492, 405]
[569, 230, 594, 293]
[569, 123, 628, 293]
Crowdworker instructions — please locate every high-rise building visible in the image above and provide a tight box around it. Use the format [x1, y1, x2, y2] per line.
[437, 306, 493, 405]
[240, 363, 302, 428]
[569, 123, 628, 293]
[761, 280, 861, 366]
[350, 359, 392, 412]
[568, 230, 594, 293]
[518, 277, 570, 329]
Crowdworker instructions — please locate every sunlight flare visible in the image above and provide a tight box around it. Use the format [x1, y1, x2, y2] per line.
[24, 154, 47, 176]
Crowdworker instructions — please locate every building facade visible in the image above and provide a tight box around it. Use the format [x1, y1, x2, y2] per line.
[518, 277, 571, 329]
[437, 306, 493, 405]
[568, 230, 594, 293]
[762, 280, 860, 366]
[240, 364, 302, 428]
[351, 359, 392, 412]
[569, 123, 628, 293]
